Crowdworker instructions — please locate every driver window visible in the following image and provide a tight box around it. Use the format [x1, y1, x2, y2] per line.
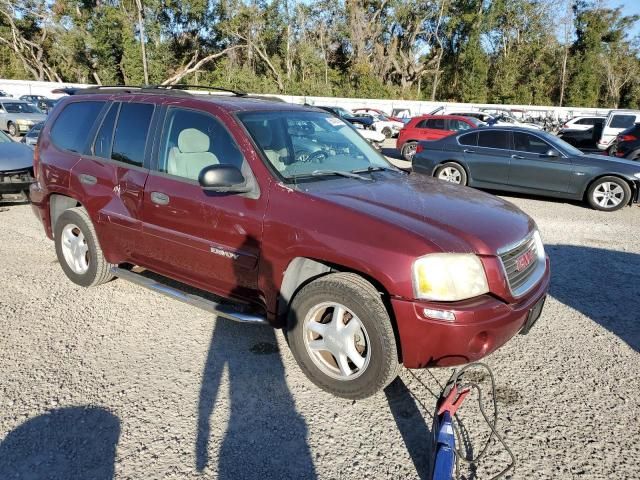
[159, 108, 245, 181]
[513, 132, 551, 155]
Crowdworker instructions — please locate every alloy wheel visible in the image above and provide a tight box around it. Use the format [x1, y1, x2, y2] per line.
[438, 166, 462, 184]
[60, 223, 90, 274]
[592, 182, 625, 209]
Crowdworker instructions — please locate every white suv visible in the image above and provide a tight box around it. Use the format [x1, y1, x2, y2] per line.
[597, 110, 640, 153]
[561, 116, 604, 132]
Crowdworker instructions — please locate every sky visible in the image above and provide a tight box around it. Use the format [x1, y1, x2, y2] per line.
[610, 0, 640, 37]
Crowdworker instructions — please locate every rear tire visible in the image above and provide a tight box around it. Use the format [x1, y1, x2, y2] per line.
[286, 272, 400, 399]
[382, 127, 392, 138]
[7, 122, 17, 137]
[401, 142, 418, 161]
[54, 207, 115, 287]
[435, 162, 468, 186]
[586, 176, 631, 212]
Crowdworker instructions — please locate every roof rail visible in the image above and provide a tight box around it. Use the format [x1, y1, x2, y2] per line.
[150, 84, 247, 96]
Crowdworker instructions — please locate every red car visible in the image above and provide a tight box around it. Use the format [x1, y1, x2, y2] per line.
[397, 114, 482, 161]
[30, 86, 549, 399]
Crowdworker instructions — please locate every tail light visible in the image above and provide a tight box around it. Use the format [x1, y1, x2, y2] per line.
[617, 134, 637, 142]
[416, 144, 424, 154]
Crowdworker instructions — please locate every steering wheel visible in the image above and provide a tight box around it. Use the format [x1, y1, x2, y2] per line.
[296, 149, 328, 163]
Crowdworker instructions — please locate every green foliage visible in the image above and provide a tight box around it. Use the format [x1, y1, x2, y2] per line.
[1, 0, 639, 107]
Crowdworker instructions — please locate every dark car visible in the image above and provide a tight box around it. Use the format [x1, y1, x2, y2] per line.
[611, 123, 640, 160]
[412, 127, 640, 212]
[36, 98, 59, 114]
[0, 129, 34, 198]
[20, 121, 44, 148]
[557, 126, 599, 150]
[30, 85, 549, 399]
[316, 106, 375, 129]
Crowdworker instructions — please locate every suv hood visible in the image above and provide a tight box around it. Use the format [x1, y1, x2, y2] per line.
[304, 173, 536, 255]
[0, 142, 34, 171]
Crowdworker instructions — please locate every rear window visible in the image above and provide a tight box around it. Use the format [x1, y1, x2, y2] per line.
[610, 114, 636, 129]
[50, 101, 105, 153]
[478, 130, 509, 149]
[111, 103, 154, 166]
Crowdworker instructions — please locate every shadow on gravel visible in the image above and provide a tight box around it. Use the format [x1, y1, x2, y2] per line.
[0, 406, 120, 479]
[385, 377, 432, 480]
[196, 235, 316, 478]
[548, 244, 640, 351]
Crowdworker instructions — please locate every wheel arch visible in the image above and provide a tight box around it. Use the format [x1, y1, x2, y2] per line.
[277, 257, 404, 362]
[50, 193, 83, 235]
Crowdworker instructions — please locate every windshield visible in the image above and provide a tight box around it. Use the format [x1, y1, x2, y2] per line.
[239, 110, 394, 180]
[2, 102, 42, 114]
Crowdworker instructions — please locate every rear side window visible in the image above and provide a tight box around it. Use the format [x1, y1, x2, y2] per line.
[478, 130, 509, 149]
[610, 114, 635, 129]
[50, 101, 105, 153]
[425, 118, 447, 130]
[111, 103, 154, 166]
[459, 132, 478, 146]
[92, 103, 118, 159]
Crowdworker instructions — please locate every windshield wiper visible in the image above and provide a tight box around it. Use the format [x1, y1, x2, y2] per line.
[309, 169, 373, 181]
[351, 166, 398, 174]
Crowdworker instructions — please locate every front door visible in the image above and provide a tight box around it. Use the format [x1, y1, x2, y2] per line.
[508, 131, 572, 194]
[139, 106, 265, 301]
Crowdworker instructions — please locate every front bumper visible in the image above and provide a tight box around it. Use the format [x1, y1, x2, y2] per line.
[393, 258, 551, 369]
[0, 170, 33, 194]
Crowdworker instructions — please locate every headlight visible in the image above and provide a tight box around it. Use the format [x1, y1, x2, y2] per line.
[16, 119, 29, 125]
[412, 253, 489, 301]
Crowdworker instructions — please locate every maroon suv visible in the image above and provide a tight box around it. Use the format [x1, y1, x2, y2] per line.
[30, 86, 550, 399]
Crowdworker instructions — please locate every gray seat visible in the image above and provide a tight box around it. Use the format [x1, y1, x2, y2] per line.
[167, 128, 219, 180]
[248, 124, 287, 171]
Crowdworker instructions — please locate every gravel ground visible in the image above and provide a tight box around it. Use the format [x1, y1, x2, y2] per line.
[0, 189, 639, 480]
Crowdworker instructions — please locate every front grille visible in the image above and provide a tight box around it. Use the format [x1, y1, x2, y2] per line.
[499, 234, 540, 295]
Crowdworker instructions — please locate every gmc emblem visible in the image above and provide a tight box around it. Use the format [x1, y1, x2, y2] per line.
[515, 250, 535, 272]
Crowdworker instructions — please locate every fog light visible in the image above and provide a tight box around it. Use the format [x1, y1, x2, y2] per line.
[423, 308, 456, 322]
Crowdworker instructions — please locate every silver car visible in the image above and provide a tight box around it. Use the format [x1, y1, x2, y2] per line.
[0, 99, 47, 137]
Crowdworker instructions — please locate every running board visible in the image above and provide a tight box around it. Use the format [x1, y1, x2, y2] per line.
[110, 267, 268, 325]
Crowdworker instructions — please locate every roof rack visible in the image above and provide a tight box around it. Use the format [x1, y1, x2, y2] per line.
[151, 84, 247, 96]
[52, 84, 247, 97]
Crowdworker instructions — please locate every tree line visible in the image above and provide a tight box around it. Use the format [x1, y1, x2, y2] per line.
[1, 0, 638, 108]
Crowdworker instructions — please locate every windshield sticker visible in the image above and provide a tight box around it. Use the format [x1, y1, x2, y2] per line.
[325, 117, 345, 127]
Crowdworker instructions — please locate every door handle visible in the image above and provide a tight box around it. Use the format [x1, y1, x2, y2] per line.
[150, 191, 170, 205]
[79, 174, 97, 185]
[463, 149, 475, 153]
[511, 154, 524, 159]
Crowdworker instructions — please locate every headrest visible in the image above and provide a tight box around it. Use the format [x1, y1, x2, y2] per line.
[249, 124, 272, 146]
[178, 128, 210, 153]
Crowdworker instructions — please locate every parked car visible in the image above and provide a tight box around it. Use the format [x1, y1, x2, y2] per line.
[412, 127, 640, 212]
[396, 114, 482, 161]
[0, 99, 47, 136]
[30, 85, 550, 399]
[0, 129, 34, 198]
[557, 126, 598, 150]
[36, 98, 59, 114]
[352, 107, 403, 123]
[610, 123, 640, 160]
[560, 116, 605, 132]
[0, 89, 11, 98]
[19, 95, 47, 105]
[479, 108, 543, 130]
[596, 110, 640, 154]
[353, 111, 404, 138]
[316, 106, 375, 129]
[21, 121, 44, 148]
[443, 111, 495, 124]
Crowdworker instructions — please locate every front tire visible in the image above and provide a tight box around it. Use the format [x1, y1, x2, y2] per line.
[435, 162, 468, 186]
[286, 272, 400, 399]
[382, 127, 392, 138]
[586, 176, 631, 212]
[54, 207, 115, 287]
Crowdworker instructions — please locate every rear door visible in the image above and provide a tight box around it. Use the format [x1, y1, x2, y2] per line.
[422, 118, 453, 140]
[139, 105, 265, 301]
[508, 131, 572, 194]
[462, 130, 510, 186]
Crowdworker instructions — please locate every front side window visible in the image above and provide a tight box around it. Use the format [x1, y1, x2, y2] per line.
[111, 103, 154, 166]
[239, 110, 391, 180]
[448, 119, 471, 131]
[610, 114, 635, 129]
[513, 132, 552, 155]
[478, 130, 509, 149]
[50, 101, 105, 153]
[159, 108, 245, 181]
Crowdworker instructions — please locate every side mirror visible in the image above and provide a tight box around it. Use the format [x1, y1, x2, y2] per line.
[198, 165, 249, 193]
[545, 149, 559, 157]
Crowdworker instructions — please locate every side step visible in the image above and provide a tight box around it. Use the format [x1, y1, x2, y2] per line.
[110, 267, 268, 325]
